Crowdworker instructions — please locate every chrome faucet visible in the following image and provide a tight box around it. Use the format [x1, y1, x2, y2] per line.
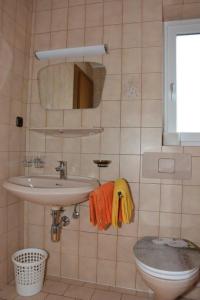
[55, 161, 67, 179]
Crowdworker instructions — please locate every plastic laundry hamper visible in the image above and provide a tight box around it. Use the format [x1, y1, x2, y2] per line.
[12, 248, 48, 297]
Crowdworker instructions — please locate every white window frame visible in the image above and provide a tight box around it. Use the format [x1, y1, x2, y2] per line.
[164, 19, 200, 146]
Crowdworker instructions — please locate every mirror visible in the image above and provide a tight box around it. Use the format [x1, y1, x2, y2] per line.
[38, 62, 106, 110]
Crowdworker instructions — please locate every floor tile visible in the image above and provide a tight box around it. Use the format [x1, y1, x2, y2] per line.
[61, 279, 84, 286]
[92, 289, 121, 300]
[0, 285, 17, 299]
[122, 294, 149, 300]
[46, 296, 73, 300]
[84, 283, 109, 291]
[64, 285, 94, 300]
[43, 280, 68, 295]
[15, 292, 47, 300]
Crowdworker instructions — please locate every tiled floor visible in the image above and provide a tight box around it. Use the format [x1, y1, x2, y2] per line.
[0, 278, 188, 300]
[0, 278, 153, 300]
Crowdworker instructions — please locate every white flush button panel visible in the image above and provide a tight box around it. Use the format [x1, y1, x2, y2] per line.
[158, 158, 175, 173]
[142, 152, 191, 179]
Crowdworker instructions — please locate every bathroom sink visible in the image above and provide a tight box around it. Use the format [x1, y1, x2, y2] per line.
[3, 175, 99, 207]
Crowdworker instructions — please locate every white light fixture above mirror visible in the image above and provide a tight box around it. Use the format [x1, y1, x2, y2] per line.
[35, 44, 108, 61]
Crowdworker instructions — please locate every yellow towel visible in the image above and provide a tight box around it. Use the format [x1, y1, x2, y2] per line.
[112, 178, 134, 228]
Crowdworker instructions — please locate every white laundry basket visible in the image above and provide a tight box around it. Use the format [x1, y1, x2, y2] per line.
[12, 248, 48, 297]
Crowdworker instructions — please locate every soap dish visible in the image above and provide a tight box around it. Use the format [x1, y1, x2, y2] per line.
[93, 160, 111, 167]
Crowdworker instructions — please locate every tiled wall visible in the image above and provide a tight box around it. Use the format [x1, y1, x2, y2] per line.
[0, 0, 33, 288]
[24, 0, 200, 299]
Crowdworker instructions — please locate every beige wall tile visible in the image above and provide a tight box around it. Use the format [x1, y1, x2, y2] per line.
[64, 110, 81, 128]
[121, 101, 141, 127]
[122, 74, 141, 101]
[102, 75, 121, 101]
[28, 224, 44, 248]
[159, 212, 181, 238]
[123, 23, 141, 48]
[142, 21, 163, 47]
[116, 262, 136, 289]
[117, 236, 136, 263]
[36, 0, 51, 11]
[86, 3, 103, 27]
[61, 230, 79, 256]
[81, 135, 100, 154]
[79, 257, 97, 282]
[142, 47, 163, 73]
[182, 3, 200, 18]
[101, 101, 120, 127]
[123, 0, 141, 23]
[120, 128, 140, 155]
[98, 234, 117, 260]
[34, 11, 51, 33]
[69, 0, 85, 6]
[52, 0, 68, 9]
[79, 232, 98, 258]
[138, 211, 159, 236]
[184, 157, 200, 185]
[61, 253, 78, 279]
[103, 49, 122, 75]
[141, 128, 162, 153]
[82, 107, 101, 128]
[97, 259, 116, 286]
[85, 27, 103, 45]
[122, 48, 141, 74]
[182, 214, 200, 243]
[183, 186, 200, 214]
[28, 202, 45, 225]
[120, 155, 140, 182]
[46, 251, 61, 277]
[0, 207, 7, 235]
[163, 4, 183, 21]
[51, 8, 67, 31]
[142, 0, 162, 21]
[142, 100, 162, 127]
[104, 1, 122, 25]
[142, 73, 163, 99]
[101, 128, 120, 154]
[104, 25, 122, 50]
[140, 183, 160, 211]
[100, 154, 120, 181]
[68, 5, 85, 30]
[68, 29, 85, 47]
[161, 185, 182, 213]
[51, 31, 67, 49]
[80, 154, 100, 178]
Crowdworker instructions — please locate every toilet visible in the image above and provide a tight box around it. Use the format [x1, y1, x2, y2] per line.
[133, 237, 200, 300]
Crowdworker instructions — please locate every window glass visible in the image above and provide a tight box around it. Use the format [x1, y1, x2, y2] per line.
[176, 34, 200, 132]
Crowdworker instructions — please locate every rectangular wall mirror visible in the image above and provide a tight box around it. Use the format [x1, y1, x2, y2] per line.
[38, 62, 106, 110]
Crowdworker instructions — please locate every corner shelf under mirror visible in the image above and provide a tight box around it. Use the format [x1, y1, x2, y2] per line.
[30, 127, 104, 138]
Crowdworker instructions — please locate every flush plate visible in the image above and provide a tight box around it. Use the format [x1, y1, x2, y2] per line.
[142, 152, 191, 179]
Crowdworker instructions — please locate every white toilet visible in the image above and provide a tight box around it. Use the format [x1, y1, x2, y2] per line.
[133, 237, 200, 300]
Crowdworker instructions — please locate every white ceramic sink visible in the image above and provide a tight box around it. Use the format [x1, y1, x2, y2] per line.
[3, 175, 99, 207]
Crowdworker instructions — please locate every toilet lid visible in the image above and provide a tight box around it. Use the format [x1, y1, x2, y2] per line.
[133, 236, 200, 273]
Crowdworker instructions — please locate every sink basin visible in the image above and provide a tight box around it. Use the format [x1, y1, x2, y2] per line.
[3, 175, 99, 207]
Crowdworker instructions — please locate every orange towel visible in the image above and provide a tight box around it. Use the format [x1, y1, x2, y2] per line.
[89, 181, 114, 230]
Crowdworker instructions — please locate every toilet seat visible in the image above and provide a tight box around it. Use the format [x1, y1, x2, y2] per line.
[133, 236, 200, 281]
[135, 257, 199, 280]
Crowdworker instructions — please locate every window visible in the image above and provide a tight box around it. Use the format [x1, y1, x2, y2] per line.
[164, 19, 200, 146]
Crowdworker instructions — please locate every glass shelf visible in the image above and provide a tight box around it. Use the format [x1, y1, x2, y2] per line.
[30, 127, 104, 138]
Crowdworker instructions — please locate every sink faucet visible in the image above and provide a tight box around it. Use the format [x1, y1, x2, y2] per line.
[55, 161, 67, 179]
